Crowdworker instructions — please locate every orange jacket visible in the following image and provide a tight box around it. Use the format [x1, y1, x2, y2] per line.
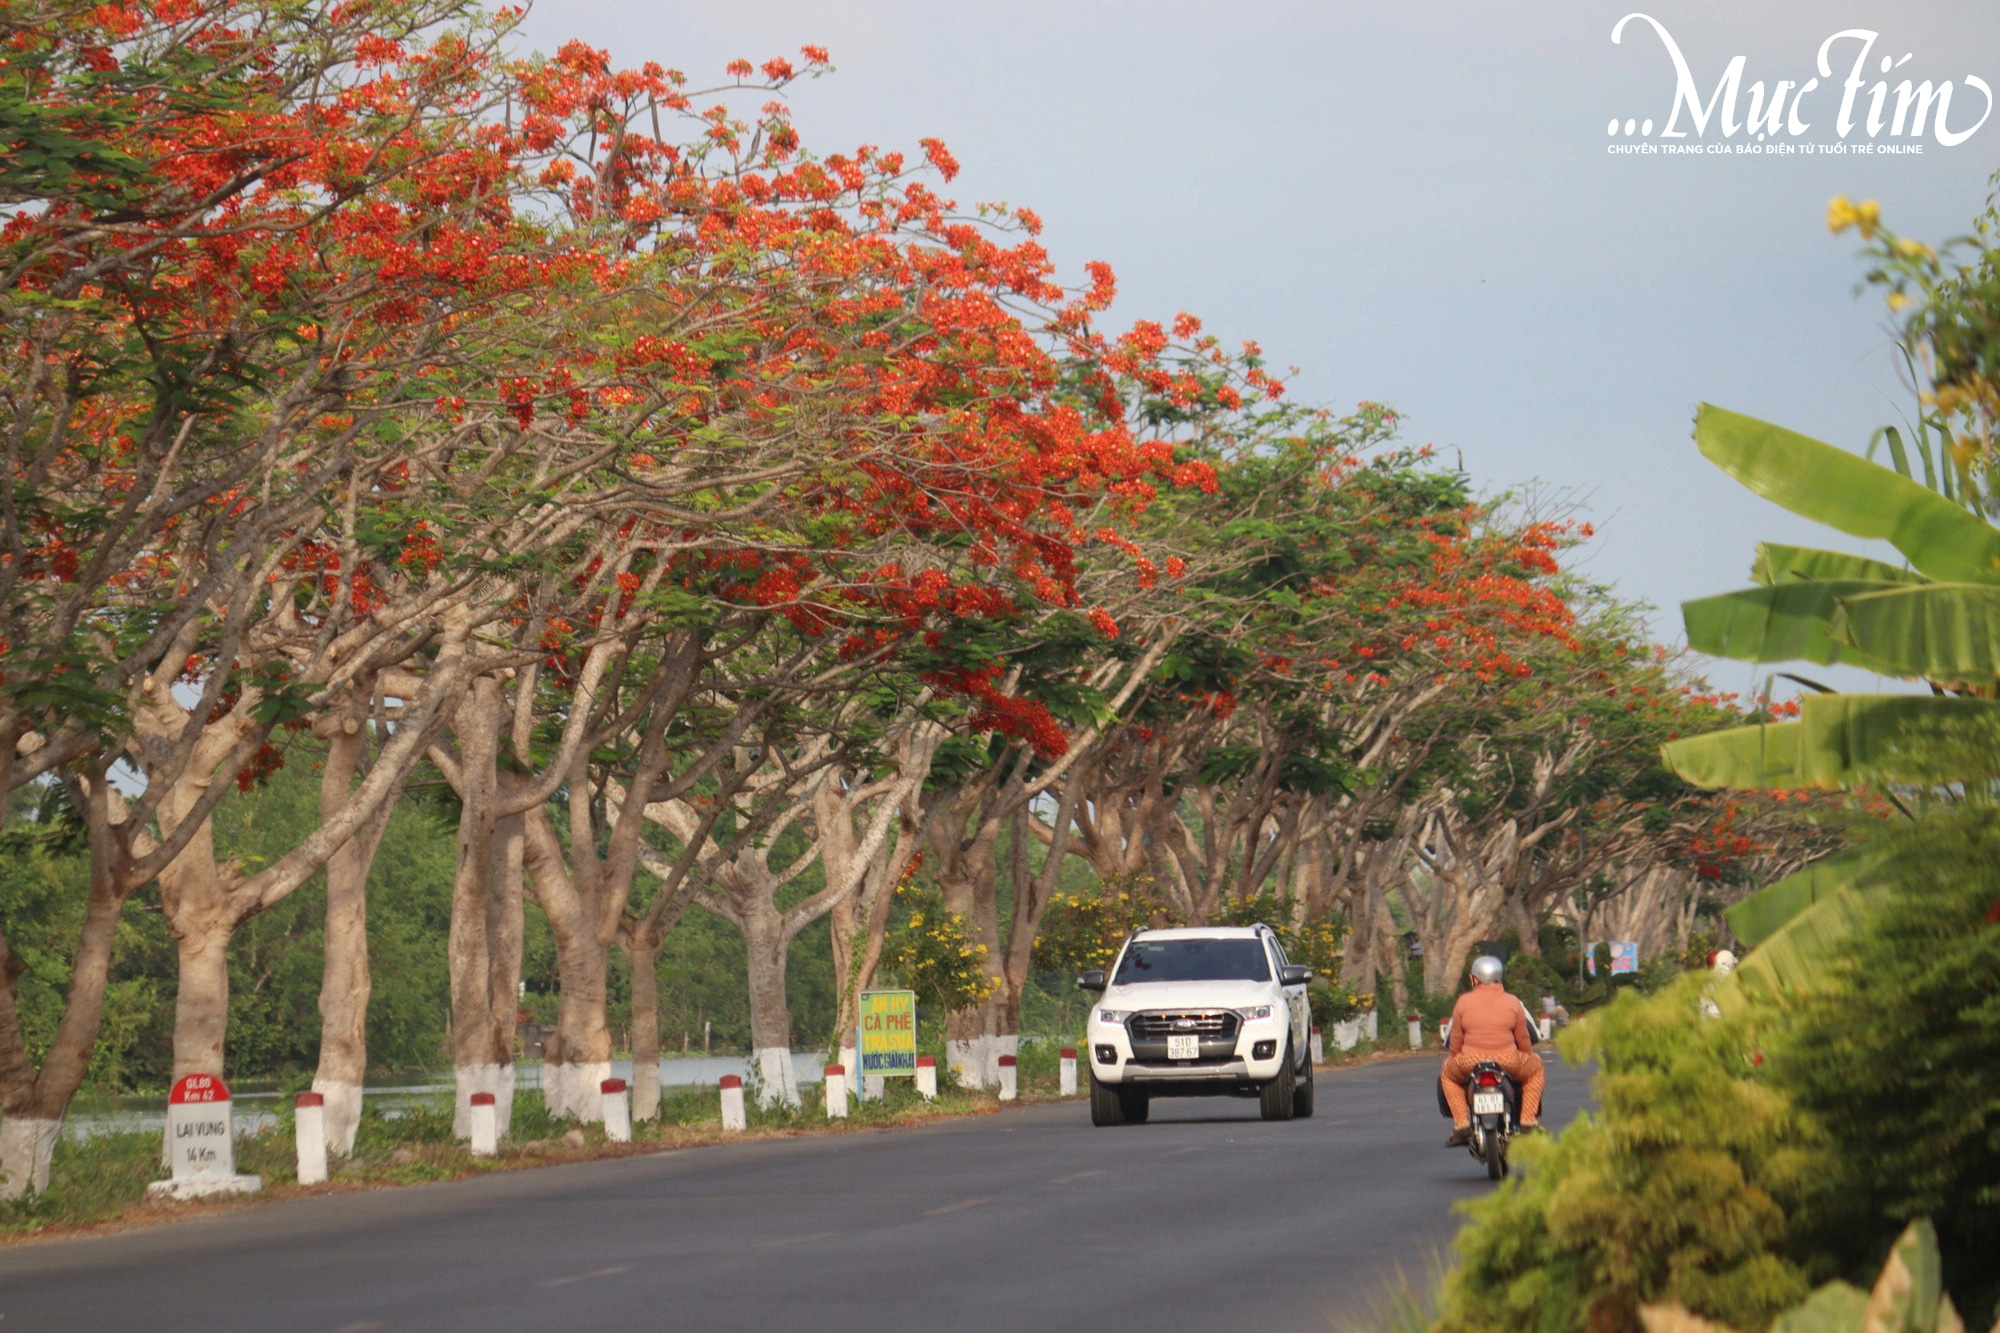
[1447, 984, 1532, 1056]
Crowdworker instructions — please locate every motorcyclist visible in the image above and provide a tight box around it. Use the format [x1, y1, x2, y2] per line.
[1440, 954, 1545, 1147]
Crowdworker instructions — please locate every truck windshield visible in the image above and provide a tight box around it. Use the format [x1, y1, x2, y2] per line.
[1113, 938, 1270, 984]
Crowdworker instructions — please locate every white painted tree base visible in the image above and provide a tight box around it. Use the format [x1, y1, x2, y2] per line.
[985, 1033, 1019, 1088]
[493, 1063, 515, 1139]
[632, 1063, 662, 1123]
[752, 1046, 799, 1108]
[0, 1117, 60, 1198]
[312, 1079, 364, 1157]
[146, 1174, 261, 1202]
[542, 1060, 610, 1123]
[946, 1037, 986, 1089]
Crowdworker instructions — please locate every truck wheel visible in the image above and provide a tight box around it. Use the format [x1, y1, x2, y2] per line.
[1120, 1087, 1150, 1124]
[1260, 1038, 1297, 1121]
[1089, 1071, 1127, 1126]
[1292, 1047, 1315, 1118]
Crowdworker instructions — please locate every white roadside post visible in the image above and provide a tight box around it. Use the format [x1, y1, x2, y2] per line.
[996, 1054, 1018, 1101]
[601, 1078, 631, 1143]
[824, 1065, 848, 1119]
[1058, 1047, 1077, 1096]
[862, 1074, 886, 1101]
[1439, 1018, 1452, 1046]
[1365, 1009, 1379, 1042]
[1310, 1027, 1324, 1065]
[467, 1091, 498, 1157]
[1407, 1013, 1423, 1050]
[148, 1074, 261, 1201]
[1333, 1018, 1361, 1052]
[915, 1056, 938, 1100]
[718, 1074, 747, 1131]
[294, 1091, 328, 1186]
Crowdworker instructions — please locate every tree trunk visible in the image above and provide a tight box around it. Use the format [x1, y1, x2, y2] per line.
[0, 864, 128, 1197]
[541, 923, 611, 1123]
[1507, 891, 1542, 957]
[1372, 887, 1410, 1018]
[623, 930, 663, 1122]
[743, 904, 797, 1108]
[170, 925, 232, 1083]
[485, 810, 524, 1138]
[313, 708, 395, 1157]
[446, 680, 506, 1140]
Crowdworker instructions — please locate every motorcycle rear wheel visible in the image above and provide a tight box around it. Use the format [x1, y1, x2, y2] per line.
[1481, 1126, 1504, 1180]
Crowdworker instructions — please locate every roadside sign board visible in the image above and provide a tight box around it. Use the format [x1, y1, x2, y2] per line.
[166, 1073, 236, 1179]
[1609, 941, 1639, 976]
[858, 989, 918, 1078]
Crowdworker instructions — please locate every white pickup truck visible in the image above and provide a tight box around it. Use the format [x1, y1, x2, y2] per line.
[1078, 924, 1314, 1126]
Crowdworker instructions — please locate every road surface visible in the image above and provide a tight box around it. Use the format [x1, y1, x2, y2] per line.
[0, 1051, 1589, 1332]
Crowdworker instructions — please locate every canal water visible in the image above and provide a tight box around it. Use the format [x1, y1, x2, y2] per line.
[64, 1052, 830, 1140]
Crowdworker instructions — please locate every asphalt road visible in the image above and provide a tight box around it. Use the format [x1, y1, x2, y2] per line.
[0, 1051, 1589, 1333]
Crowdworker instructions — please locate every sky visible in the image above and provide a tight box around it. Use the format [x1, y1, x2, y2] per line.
[515, 2, 2000, 697]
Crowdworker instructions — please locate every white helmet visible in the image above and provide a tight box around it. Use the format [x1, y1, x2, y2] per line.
[1470, 954, 1505, 985]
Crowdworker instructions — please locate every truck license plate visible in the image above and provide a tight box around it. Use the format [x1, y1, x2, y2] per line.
[1472, 1091, 1504, 1115]
[1167, 1035, 1199, 1061]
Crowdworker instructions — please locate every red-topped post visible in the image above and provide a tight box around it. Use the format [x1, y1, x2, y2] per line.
[468, 1090, 498, 1157]
[294, 1091, 328, 1185]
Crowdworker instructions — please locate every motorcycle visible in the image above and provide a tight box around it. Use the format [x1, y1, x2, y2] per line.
[1437, 1060, 1521, 1180]
[1466, 1061, 1518, 1179]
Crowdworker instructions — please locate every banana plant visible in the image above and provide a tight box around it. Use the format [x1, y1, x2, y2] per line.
[1660, 405, 2000, 980]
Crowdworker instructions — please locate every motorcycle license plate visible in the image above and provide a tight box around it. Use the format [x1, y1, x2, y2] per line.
[1472, 1091, 1504, 1115]
[1167, 1035, 1200, 1061]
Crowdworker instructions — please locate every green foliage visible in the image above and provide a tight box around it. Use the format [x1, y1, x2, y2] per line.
[1032, 870, 1176, 975]
[879, 881, 998, 1016]
[1435, 977, 1820, 1333]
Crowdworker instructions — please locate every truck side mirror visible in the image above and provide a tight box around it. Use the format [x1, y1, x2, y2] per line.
[1281, 965, 1312, 986]
[1077, 969, 1107, 992]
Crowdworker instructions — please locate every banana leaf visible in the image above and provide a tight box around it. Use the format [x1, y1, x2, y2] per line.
[1767, 1281, 1869, 1333]
[1660, 719, 1808, 789]
[1731, 882, 1886, 999]
[1661, 693, 2000, 790]
[1684, 582, 1906, 670]
[1751, 543, 1923, 587]
[1696, 406, 2000, 585]
[1725, 853, 1885, 946]
[1829, 581, 2000, 680]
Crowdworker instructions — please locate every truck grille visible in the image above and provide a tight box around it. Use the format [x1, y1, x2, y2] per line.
[1128, 1011, 1241, 1041]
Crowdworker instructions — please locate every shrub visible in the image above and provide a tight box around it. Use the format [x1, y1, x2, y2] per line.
[1768, 806, 2000, 1327]
[1434, 976, 1821, 1333]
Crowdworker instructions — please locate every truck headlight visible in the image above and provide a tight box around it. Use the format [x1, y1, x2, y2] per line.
[1096, 1009, 1129, 1025]
[1238, 1005, 1274, 1021]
